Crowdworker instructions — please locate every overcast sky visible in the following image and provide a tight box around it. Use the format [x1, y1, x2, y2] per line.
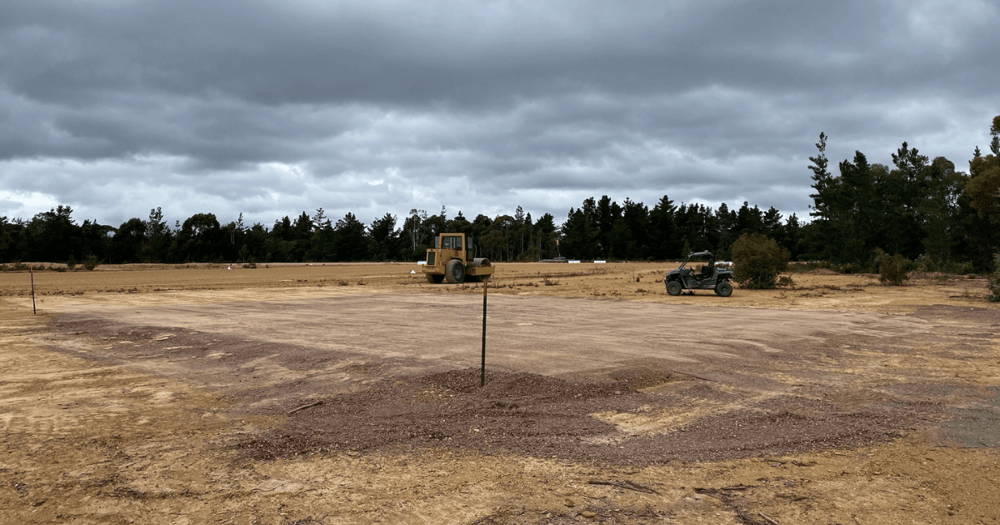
[1, 0, 998, 231]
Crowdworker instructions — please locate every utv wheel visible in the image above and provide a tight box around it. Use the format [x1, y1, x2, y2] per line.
[715, 281, 733, 297]
[445, 259, 466, 283]
[426, 273, 444, 284]
[666, 280, 682, 296]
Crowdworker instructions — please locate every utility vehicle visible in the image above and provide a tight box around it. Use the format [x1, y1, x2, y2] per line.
[664, 251, 734, 297]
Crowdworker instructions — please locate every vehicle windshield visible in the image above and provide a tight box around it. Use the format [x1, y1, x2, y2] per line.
[681, 253, 712, 267]
[440, 236, 463, 250]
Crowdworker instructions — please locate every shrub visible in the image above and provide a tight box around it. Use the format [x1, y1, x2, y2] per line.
[83, 255, 99, 271]
[947, 261, 975, 275]
[730, 233, 790, 289]
[913, 253, 935, 273]
[877, 253, 909, 285]
[914, 253, 974, 276]
[776, 275, 795, 288]
[1, 262, 26, 272]
[988, 253, 1000, 303]
[66, 255, 77, 270]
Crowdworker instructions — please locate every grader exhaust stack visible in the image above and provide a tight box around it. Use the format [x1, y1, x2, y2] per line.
[422, 233, 494, 284]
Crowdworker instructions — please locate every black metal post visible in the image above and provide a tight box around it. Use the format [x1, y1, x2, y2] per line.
[30, 268, 36, 315]
[481, 279, 488, 387]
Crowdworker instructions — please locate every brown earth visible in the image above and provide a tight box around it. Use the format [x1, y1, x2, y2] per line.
[1, 262, 999, 524]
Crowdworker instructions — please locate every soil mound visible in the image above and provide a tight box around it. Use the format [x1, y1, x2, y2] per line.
[236, 368, 909, 465]
[239, 369, 643, 462]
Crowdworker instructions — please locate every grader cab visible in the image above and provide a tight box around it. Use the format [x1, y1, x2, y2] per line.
[423, 233, 494, 284]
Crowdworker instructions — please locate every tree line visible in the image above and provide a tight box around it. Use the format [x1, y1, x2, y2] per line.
[2, 116, 998, 271]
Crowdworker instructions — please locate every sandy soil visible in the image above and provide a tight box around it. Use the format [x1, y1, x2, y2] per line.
[1, 262, 999, 524]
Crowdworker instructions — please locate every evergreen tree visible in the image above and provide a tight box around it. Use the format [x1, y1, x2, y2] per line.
[714, 203, 736, 258]
[26, 206, 82, 262]
[368, 213, 400, 261]
[648, 195, 679, 259]
[560, 207, 597, 260]
[143, 207, 171, 262]
[304, 218, 335, 261]
[112, 218, 147, 263]
[334, 213, 367, 261]
[618, 198, 650, 260]
[0, 216, 14, 263]
[966, 116, 1000, 222]
[534, 213, 559, 259]
[174, 213, 223, 262]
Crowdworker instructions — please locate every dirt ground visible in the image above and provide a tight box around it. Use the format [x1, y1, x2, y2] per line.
[1, 262, 999, 524]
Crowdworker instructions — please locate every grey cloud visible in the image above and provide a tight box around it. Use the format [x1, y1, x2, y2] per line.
[1, 0, 998, 230]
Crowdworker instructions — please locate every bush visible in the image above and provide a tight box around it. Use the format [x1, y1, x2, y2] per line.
[730, 233, 790, 289]
[1, 262, 29, 272]
[877, 253, 909, 285]
[914, 253, 975, 276]
[83, 255, 99, 271]
[988, 253, 1000, 303]
[66, 255, 77, 270]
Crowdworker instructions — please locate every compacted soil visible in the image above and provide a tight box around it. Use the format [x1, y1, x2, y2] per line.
[1, 262, 998, 524]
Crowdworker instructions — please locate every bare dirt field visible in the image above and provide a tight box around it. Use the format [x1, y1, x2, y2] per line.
[2, 262, 999, 524]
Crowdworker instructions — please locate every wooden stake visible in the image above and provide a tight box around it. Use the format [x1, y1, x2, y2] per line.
[758, 512, 782, 525]
[288, 400, 323, 415]
[587, 479, 660, 494]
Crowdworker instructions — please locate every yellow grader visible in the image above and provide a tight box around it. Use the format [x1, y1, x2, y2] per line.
[422, 233, 494, 283]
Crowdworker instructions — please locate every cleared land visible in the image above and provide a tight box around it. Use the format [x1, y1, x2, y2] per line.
[1, 262, 999, 524]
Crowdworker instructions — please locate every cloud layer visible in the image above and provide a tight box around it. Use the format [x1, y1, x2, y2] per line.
[2, 0, 998, 228]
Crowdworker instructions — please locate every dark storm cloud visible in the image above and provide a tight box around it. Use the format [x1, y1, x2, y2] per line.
[1, 0, 997, 228]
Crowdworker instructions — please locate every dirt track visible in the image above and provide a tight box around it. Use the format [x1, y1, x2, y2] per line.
[2, 263, 999, 524]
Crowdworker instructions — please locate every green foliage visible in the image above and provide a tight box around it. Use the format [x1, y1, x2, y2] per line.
[1, 262, 29, 272]
[731, 233, 790, 289]
[805, 125, 1000, 270]
[174, 213, 223, 262]
[988, 253, 1000, 303]
[913, 253, 974, 275]
[561, 205, 598, 260]
[877, 252, 909, 285]
[966, 154, 1000, 221]
[66, 255, 77, 270]
[367, 213, 400, 261]
[680, 238, 692, 259]
[83, 255, 99, 271]
[334, 212, 368, 261]
[965, 115, 1000, 222]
